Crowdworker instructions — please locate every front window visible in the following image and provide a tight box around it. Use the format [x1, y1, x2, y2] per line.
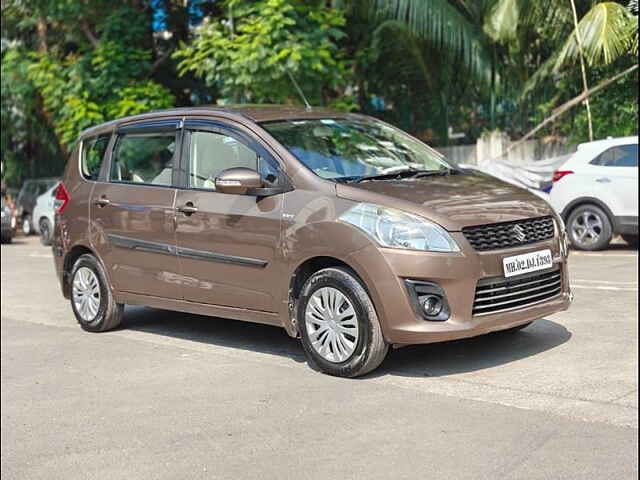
[188, 130, 282, 190]
[262, 118, 452, 181]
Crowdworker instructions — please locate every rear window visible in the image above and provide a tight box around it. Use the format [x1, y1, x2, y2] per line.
[81, 135, 111, 180]
[109, 132, 176, 186]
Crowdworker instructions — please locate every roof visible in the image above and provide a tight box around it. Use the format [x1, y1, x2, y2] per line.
[577, 136, 638, 151]
[79, 104, 355, 138]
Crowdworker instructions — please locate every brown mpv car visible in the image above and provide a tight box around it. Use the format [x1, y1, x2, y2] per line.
[52, 106, 572, 377]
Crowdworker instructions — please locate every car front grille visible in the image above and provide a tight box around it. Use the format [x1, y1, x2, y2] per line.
[473, 268, 562, 316]
[462, 216, 555, 251]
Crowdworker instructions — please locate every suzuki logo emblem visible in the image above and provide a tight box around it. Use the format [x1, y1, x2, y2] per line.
[512, 224, 526, 242]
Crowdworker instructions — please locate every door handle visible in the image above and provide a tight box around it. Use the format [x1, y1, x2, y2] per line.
[177, 203, 198, 216]
[596, 177, 611, 183]
[94, 196, 111, 207]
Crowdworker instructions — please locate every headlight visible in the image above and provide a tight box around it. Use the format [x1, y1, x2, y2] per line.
[340, 203, 460, 252]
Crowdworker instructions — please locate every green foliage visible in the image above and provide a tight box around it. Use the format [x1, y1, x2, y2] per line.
[369, 0, 494, 86]
[527, 57, 638, 144]
[556, 2, 636, 69]
[22, 7, 175, 148]
[1, 46, 64, 186]
[174, 0, 349, 104]
[1, 0, 638, 188]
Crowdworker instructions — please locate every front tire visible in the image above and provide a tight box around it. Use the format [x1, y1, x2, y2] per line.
[567, 205, 612, 251]
[70, 254, 123, 332]
[39, 218, 52, 246]
[496, 321, 534, 334]
[298, 267, 388, 378]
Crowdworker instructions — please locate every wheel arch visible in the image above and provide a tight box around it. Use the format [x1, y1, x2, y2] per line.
[561, 197, 616, 230]
[61, 244, 98, 298]
[286, 255, 372, 337]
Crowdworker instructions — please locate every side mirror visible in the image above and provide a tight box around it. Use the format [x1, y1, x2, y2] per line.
[215, 168, 263, 195]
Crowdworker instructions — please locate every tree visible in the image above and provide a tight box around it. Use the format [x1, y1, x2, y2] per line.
[174, 0, 349, 105]
[1, 0, 181, 186]
[485, 0, 638, 140]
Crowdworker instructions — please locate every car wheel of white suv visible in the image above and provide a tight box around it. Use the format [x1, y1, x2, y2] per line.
[567, 204, 613, 251]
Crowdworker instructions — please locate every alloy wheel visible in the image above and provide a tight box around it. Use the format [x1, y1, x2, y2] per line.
[570, 210, 604, 248]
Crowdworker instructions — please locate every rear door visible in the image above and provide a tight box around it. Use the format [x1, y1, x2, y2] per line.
[589, 144, 638, 218]
[90, 119, 183, 299]
[173, 119, 285, 312]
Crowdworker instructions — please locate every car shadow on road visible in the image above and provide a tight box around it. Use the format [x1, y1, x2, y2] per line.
[1, 239, 28, 246]
[369, 319, 571, 379]
[123, 306, 571, 378]
[123, 305, 308, 364]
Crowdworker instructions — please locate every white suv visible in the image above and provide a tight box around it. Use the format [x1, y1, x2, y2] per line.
[32, 182, 59, 246]
[550, 136, 638, 250]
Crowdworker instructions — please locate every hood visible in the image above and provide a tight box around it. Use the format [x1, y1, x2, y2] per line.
[335, 172, 554, 231]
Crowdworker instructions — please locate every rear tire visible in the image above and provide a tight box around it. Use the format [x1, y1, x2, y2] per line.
[567, 205, 612, 251]
[39, 218, 52, 246]
[70, 254, 123, 332]
[298, 267, 388, 378]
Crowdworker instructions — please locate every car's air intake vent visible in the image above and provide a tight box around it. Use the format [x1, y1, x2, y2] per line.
[462, 216, 555, 251]
[473, 268, 562, 316]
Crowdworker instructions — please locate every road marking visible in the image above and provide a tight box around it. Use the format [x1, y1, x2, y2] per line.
[573, 279, 638, 285]
[572, 284, 638, 291]
[28, 253, 53, 258]
[571, 253, 638, 257]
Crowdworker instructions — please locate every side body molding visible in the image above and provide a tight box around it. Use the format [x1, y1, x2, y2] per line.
[106, 234, 267, 267]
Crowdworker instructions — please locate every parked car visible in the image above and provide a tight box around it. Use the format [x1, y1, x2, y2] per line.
[16, 177, 59, 235]
[1, 196, 17, 243]
[549, 136, 638, 250]
[32, 181, 60, 246]
[52, 106, 572, 377]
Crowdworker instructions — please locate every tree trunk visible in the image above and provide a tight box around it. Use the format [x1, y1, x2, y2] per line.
[569, 0, 594, 141]
[36, 18, 48, 53]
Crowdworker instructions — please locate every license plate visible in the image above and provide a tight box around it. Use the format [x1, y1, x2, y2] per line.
[503, 249, 553, 278]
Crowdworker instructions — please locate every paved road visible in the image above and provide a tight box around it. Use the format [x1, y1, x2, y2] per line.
[2, 236, 638, 479]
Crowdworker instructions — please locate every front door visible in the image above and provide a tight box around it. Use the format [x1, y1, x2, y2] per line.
[174, 121, 284, 312]
[90, 120, 183, 299]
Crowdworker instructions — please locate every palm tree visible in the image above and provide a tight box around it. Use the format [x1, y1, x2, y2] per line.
[485, 0, 638, 139]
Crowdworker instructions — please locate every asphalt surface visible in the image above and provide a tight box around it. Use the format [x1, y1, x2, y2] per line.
[1, 236, 638, 479]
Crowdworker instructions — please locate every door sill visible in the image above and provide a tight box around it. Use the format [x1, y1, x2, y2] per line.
[115, 291, 283, 328]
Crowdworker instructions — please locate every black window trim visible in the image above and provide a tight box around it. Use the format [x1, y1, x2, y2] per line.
[80, 133, 113, 182]
[590, 144, 639, 167]
[104, 118, 184, 189]
[179, 119, 292, 193]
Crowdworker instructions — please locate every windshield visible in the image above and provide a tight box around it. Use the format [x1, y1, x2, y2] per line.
[262, 118, 452, 181]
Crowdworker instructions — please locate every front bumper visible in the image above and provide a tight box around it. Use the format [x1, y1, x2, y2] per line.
[347, 232, 571, 346]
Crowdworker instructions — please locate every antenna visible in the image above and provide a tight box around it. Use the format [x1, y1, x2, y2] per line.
[287, 71, 311, 111]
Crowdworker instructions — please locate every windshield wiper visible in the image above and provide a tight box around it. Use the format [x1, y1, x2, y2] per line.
[352, 168, 461, 183]
[352, 169, 422, 183]
[412, 168, 461, 178]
